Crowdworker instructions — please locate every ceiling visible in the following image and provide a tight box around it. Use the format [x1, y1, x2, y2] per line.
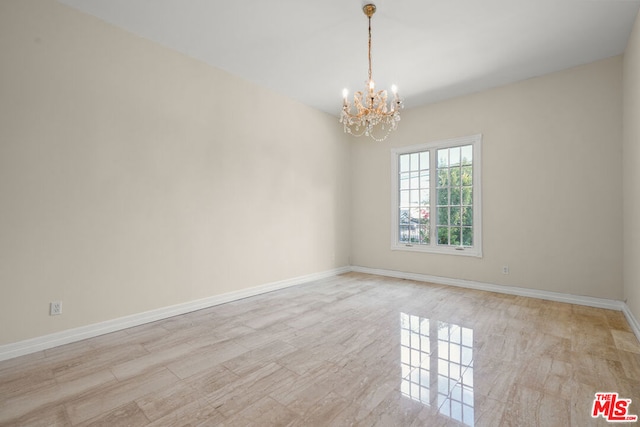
[58, 0, 640, 116]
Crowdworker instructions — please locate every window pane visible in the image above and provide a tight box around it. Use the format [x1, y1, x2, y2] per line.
[438, 168, 449, 187]
[437, 207, 449, 225]
[463, 227, 473, 246]
[437, 188, 449, 206]
[420, 189, 430, 205]
[451, 207, 461, 226]
[420, 172, 429, 188]
[450, 227, 461, 246]
[450, 147, 461, 166]
[438, 149, 449, 167]
[400, 154, 410, 172]
[399, 225, 410, 242]
[462, 187, 473, 206]
[420, 152, 429, 170]
[410, 227, 420, 243]
[410, 190, 420, 205]
[400, 190, 411, 208]
[461, 145, 473, 165]
[462, 166, 472, 185]
[400, 208, 409, 224]
[400, 172, 410, 190]
[419, 225, 429, 244]
[462, 207, 473, 226]
[410, 153, 420, 171]
[451, 188, 461, 205]
[451, 167, 461, 186]
[409, 207, 420, 224]
[438, 227, 449, 245]
[419, 208, 429, 225]
[410, 172, 420, 189]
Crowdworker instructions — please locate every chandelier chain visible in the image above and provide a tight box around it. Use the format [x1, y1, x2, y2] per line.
[368, 15, 372, 85]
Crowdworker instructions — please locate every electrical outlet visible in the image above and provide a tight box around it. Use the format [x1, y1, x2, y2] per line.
[502, 266, 509, 274]
[50, 301, 62, 316]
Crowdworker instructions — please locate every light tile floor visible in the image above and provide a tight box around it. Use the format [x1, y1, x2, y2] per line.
[1, 272, 639, 426]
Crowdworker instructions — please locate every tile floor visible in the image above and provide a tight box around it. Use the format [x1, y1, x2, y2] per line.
[1, 272, 639, 426]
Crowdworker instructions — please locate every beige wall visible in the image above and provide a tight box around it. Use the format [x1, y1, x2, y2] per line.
[0, 0, 632, 348]
[624, 11, 640, 322]
[351, 56, 623, 300]
[0, 0, 350, 345]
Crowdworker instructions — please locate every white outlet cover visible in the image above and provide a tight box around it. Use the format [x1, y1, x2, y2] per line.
[50, 301, 62, 316]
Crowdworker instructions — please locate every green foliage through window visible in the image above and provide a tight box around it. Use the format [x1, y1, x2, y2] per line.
[435, 145, 473, 247]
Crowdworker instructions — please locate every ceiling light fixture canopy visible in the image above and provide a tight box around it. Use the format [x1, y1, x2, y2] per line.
[340, 3, 403, 142]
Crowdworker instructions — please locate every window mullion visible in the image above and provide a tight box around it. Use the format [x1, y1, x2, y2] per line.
[430, 147, 437, 246]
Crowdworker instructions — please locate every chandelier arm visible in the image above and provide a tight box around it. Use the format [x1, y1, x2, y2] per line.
[344, 125, 369, 138]
[342, 110, 397, 120]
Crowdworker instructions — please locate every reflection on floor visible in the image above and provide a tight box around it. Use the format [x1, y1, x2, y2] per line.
[400, 313, 475, 425]
[1, 272, 639, 426]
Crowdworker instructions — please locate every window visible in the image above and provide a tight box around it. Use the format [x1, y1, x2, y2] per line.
[391, 134, 482, 257]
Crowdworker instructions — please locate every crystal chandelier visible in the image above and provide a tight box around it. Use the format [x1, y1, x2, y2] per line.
[340, 3, 403, 142]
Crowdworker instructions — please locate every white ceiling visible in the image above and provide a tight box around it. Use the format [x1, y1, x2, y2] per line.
[58, 0, 640, 116]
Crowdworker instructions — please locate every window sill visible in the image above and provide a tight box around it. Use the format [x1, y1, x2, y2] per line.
[391, 243, 482, 258]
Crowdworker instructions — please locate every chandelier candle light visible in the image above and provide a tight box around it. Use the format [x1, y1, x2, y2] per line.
[340, 3, 403, 141]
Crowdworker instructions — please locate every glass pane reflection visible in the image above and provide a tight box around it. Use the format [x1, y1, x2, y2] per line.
[400, 313, 474, 426]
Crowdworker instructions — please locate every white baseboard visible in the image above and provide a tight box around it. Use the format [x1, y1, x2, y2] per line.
[0, 266, 350, 362]
[622, 303, 640, 343]
[3, 265, 638, 362]
[350, 265, 625, 311]
[352, 265, 640, 342]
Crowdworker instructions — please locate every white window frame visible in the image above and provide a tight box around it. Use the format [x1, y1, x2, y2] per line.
[391, 134, 482, 257]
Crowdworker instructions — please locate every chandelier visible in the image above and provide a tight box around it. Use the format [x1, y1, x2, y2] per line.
[340, 3, 403, 142]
